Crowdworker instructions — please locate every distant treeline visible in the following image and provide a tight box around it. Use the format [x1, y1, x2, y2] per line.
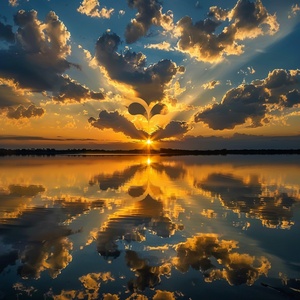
[0, 148, 300, 156]
[0, 148, 149, 156]
[159, 148, 300, 156]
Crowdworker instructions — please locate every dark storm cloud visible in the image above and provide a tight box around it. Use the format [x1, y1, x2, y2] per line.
[125, 0, 173, 44]
[175, 0, 279, 63]
[7, 104, 45, 119]
[0, 10, 103, 103]
[0, 20, 15, 43]
[94, 32, 183, 104]
[195, 69, 300, 130]
[88, 110, 148, 140]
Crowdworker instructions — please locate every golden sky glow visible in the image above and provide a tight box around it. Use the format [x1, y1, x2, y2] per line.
[0, 1, 300, 149]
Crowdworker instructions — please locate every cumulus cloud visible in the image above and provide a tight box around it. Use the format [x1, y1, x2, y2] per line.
[0, 77, 45, 119]
[125, 0, 173, 44]
[77, 0, 114, 19]
[175, 0, 279, 63]
[94, 32, 183, 104]
[89, 110, 148, 140]
[7, 104, 45, 119]
[173, 234, 270, 286]
[195, 69, 300, 130]
[79, 272, 114, 299]
[202, 80, 220, 90]
[19, 236, 73, 279]
[0, 205, 75, 279]
[0, 10, 103, 103]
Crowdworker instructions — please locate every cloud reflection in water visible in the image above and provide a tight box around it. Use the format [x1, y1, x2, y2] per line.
[0, 155, 299, 299]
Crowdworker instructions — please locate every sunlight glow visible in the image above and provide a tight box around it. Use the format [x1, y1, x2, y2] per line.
[146, 138, 153, 145]
[147, 157, 152, 165]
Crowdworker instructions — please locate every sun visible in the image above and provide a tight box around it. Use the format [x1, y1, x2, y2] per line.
[146, 138, 152, 146]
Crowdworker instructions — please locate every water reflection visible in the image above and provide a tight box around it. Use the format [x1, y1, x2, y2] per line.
[198, 173, 297, 229]
[0, 155, 300, 299]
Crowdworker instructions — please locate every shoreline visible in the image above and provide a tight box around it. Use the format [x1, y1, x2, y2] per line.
[1, 148, 300, 156]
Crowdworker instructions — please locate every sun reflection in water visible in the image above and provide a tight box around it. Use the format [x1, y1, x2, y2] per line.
[146, 156, 152, 165]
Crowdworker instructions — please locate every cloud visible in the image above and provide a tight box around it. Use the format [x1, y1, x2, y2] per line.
[0, 135, 97, 141]
[153, 290, 176, 300]
[198, 173, 297, 229]
[51, 272, 114, 300]
[195, 69, 300, 130]
[89, 110, 148, 140]
[7, 104, 45, 119]
[6, 184, 45, 197]
[152, 121, 190, 140]
[8, 0, 18, 7]
[0, 20, 15, 43]
[53, 75, 104, 102]
[0, 77, 29, 108]
[95, 194, 180, 258]
[202, 80, 220, 90]
[0, 184, 45, 221]
[0, 78, 45, 119]
[173, 233, 270, 286]
[175, 0, 279, 63]
[0, 10, 102, 103]
[19, 236, 73, 279]
[119, 10, 125, 16]
[89, 164, 143, 191]
[79, 272, 114, 299]
[144, 41, 172, 51]
[94, 32, 184, 104]
[0, 205, 75, 279]
[77, 0, 114, 19]
[125, 0, 173, 44]
[288, 4, 300, 19]
[161, 134, 300, 150]
[126, 250, 172, 292]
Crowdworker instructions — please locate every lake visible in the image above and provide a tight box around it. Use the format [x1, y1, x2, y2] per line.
[0, 155, 300, 299]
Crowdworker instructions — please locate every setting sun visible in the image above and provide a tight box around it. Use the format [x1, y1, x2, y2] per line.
[146, 138, 152, 146]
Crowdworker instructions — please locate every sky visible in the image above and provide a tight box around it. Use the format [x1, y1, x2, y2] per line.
[0, 0, 300, 150]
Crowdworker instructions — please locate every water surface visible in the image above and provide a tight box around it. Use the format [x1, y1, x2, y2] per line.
[0, 155, 300, 299]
